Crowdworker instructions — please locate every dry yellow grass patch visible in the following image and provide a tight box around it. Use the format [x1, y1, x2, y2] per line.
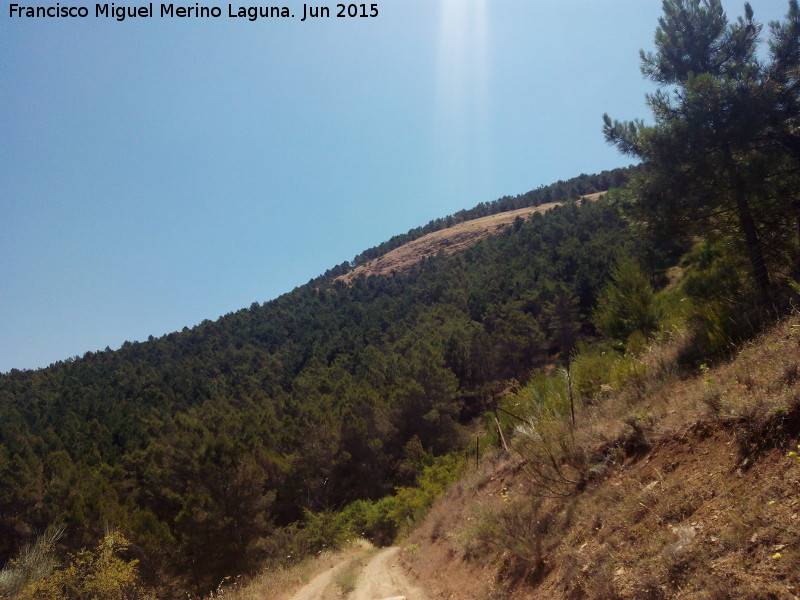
[338, 194, 605, 283]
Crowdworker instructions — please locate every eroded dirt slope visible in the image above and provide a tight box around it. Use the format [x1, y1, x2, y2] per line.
[399, 315, 800, 599]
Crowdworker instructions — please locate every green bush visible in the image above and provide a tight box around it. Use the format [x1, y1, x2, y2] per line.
[301, 509, 352, 553]
[18, 531, 144, 600]
[593, 258, 662, 343]
[570, 343, 617, 401]
[298, 454, 463, 551]
[390, 454, 464, 535]
[674, 239, 766, 363]
[510, 372, 570, 419]
[335, 496, 399, 546]
[609, 353, 647, 392]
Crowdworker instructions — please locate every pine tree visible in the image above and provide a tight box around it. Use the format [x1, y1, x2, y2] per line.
[604, 0, 800, 299]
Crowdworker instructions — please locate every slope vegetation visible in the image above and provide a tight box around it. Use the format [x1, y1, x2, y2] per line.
[400, 314, 800, 599]
[339, 194, 604, 283]
[0, 185, 634, 596]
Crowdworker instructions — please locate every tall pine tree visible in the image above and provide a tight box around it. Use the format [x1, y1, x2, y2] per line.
[604, 0, 800, 299]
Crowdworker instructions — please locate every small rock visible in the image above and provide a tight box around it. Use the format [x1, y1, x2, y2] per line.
[751, 533, 759, 543]
[773, 544, 786, 552]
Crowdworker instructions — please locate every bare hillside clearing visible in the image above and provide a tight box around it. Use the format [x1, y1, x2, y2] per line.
[338, 193, 605, 283]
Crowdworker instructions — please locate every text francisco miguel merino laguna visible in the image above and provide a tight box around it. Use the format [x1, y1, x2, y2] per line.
[8, 2, 378, 21]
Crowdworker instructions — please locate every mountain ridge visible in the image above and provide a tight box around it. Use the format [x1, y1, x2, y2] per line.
[338, 193, 606, 283]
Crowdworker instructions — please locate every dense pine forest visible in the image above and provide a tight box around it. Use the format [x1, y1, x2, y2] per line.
[0, 170, 639, 594]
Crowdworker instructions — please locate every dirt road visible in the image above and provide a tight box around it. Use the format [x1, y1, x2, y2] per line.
[288, 547, 428, 600]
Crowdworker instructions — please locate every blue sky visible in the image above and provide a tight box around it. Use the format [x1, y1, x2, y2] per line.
[0, 1, 790, 372]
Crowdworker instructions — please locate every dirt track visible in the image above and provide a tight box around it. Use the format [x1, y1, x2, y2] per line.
[288, 547, 428, 600]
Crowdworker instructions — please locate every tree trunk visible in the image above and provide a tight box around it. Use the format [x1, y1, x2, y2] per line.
[724, 153, 771, 301]
[733, 187, 771, 300]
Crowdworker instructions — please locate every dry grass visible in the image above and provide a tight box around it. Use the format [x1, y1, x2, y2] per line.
[333, 553, 372, 595]
[338, 194, 605, 283]
[399, 313, 800, 600]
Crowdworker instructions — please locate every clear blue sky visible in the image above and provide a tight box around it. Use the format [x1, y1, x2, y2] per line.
[0, 0, 789, 372]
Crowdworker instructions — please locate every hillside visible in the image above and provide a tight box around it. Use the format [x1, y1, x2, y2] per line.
[0, 174, 637, 597]
[197, 310, 800, 600]
[339, 193, 605, 283]
[398, 313, 800, 599]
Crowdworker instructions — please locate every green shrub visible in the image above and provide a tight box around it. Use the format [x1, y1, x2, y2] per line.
[18, 531, 144, 600]
[609, 353, 647, 392]
[593, 259, 662, 343]
[674, 239, 768, 363]
[390, 454, 464, 535]
[570, 343, 617, 401]
[302, 509, 352, 553]
[336, 496, 399, 546]
[510, 371, 570, 418]
[502, 369, 588, 496]
[299, 453, 463, 554]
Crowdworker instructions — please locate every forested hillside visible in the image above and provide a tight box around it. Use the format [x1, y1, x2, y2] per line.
[0, 171, 641, 594]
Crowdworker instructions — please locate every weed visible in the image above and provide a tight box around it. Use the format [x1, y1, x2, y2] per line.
[620, 414, 653, 456]
[719, 496, 763, 552]
[631, 569, 666, 600]
[334, 557, 364, 595]
[657, 482, 702, 524]
[625, 480, 661, 525]
[732, 401, 800, 462]
[571, 343, 617, 401]
[661, 547, 693, 588]
[0, 525, 64, 598]
[513, 417, 588, 497]
[610, 354, 648, 400]
[701, 385, 724, 414]
[465, 497, 552, 585]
